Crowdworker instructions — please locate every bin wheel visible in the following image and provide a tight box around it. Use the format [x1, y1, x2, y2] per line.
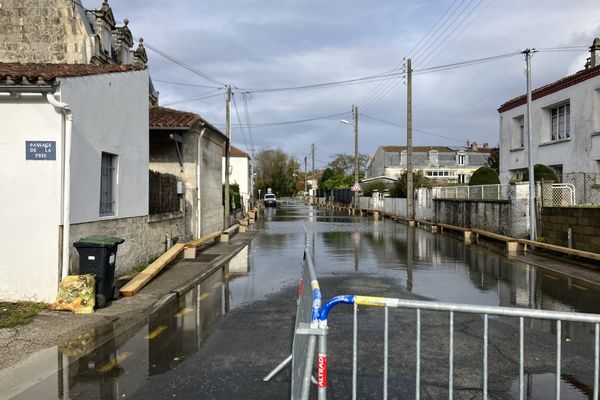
[112, 287, 120, 301]
[96, 294, 106, 309]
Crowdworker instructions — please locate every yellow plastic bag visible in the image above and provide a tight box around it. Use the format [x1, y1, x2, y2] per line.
[51, 275, 95, 314]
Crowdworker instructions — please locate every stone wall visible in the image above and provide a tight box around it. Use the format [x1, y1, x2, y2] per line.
[69, 212, 184, 276]
[0, 0, 92, 63]
[542, 207, 600, 252]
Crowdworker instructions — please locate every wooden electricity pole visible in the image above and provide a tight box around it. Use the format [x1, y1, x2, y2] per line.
[406, 58, 414, 222]
[224, 85, 232, 229]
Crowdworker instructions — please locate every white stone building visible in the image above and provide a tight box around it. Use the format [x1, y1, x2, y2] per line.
[498, 38, 600, 182]
[365, 144, 493, 184]
[0, 63, 152, 302]
[222, 146, 252, 212]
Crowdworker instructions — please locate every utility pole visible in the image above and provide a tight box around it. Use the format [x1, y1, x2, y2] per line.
[406, 58, 414, 223]
[224, 85, 232, 229]
[304, 156, 308, 195]
[525, 49, 536, 240]
[311, 143, 315, 198]
[353, 105, 359, 208]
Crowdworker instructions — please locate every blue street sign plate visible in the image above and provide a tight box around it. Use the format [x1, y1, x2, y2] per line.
[26, 141, 56, 160]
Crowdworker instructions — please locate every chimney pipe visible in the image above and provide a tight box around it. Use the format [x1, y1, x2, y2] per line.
[591, 38, 600, 68]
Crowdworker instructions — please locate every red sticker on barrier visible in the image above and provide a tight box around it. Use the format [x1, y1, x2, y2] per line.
[298, 278, 303, 297]
[318, 354, 327, 388]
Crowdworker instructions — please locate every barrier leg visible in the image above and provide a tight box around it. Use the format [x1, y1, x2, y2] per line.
[318, 333, 328, 400]
[263, 354, 292, 382]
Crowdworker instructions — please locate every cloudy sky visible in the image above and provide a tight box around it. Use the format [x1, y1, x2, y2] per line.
[86, 0, 599, 168]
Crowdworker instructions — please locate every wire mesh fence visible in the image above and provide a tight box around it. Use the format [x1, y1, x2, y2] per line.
[560, 173, 600, 205]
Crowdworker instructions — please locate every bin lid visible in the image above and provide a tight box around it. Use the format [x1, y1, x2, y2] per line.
[74, 235, 125, 248]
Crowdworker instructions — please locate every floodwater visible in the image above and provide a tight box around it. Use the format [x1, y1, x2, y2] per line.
[6, 200, 600, 399]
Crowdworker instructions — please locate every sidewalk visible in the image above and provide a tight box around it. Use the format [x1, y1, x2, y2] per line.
[0, 231, 255, 380]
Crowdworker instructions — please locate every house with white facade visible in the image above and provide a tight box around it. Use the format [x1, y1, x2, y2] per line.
[498, 38, 600, 182]
[222, 145, 252, 212]
[365, 144, 493, 184]
[0, 63, 156, 302]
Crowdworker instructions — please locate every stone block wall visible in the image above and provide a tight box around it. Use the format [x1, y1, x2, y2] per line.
[69, 212, 184, 276]
[542, 207, 600, 253]
[0, 0, 92, 63]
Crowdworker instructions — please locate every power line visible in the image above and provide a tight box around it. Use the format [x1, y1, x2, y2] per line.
[242, 92, 255, 151]
[215, 111, 351, 128]
[231, 94, 251, 152]
[417, 0, 489, 67]
[360, 113, 466, 144]
[153, 79, 223, 89]
[162, 90, 224, 107]
[141, 40, 227, 87]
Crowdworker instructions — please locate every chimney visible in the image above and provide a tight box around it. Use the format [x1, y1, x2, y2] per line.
[591, 38, 600, 68]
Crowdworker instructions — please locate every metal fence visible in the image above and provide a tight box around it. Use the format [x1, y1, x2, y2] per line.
[541, 183, 576, 207]
[316, 295, 600, 400]
[263, 246, 322, 400]
[560, 172, 600, 205]
[433, 184, 511, 201]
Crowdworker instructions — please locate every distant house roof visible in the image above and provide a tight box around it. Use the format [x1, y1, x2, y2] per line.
[380, 145, 452, 153]
[149, 106, 225, 139]
[0, 63, 145, 85]
[223, 145, 250, 158]
[380, 144, 492, 154]
[498, 64, 600, 113]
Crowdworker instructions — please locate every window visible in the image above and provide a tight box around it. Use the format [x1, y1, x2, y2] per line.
[457, 151, 466, 166]
[429, 150, 439, 167]
[550, 103, 570, 141]
[100, 152, 117, 216]
[512, 115, 525, 149]
[458, 174, 466, 184]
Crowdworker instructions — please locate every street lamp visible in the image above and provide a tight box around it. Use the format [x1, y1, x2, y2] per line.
[339, 105, 359, 208]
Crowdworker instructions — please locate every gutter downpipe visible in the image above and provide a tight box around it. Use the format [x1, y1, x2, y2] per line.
[196, 127, 207, 238]
[46, 92, 73, 280]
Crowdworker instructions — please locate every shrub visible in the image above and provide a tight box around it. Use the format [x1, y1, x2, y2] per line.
[468, 166, 500, 186]
[362, 181, 390, 196]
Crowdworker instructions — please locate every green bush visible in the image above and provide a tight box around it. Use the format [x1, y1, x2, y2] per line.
[522, 164, 558, 182]
[362, 181, 390, 196]
[468, 166, 500, 186]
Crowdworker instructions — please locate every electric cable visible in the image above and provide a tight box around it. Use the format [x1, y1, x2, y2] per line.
[360, 113, 467, 144]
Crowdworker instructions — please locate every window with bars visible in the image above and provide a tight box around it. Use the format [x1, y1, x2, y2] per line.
[550, 103, 570, 141]
[457, 152, 466, 166]
[100, 152, 117, 216]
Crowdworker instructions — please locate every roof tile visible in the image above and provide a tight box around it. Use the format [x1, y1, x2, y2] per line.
[0, 63, 145, 85]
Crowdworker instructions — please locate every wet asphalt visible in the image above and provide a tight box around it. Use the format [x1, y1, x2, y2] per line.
[8, 200, 600, 399]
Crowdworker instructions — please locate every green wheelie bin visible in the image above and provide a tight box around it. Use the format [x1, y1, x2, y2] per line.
[73, 236, 125, 308]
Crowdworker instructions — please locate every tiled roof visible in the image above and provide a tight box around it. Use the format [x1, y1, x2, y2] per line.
[0, 63, 145, 85]
[223, 145, 250, 158]
[381, 145, 452, 153]
[498, 64, 600, 113]
[149, 106, 201, 128]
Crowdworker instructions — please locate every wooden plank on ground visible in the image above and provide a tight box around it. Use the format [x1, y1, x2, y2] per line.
[184, 231, 221, 249]
[471, 228, 514, 243]
[437, 223, 469, 232]
[517, 238, 600, 261]
[120, 243, 185, 297]
[221, 224, 240, 242]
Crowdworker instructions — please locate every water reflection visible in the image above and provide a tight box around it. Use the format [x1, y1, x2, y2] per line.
[9, 261, 237, 399]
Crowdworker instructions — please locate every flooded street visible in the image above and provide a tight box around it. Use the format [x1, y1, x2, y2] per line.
[7, 201, 600, 399]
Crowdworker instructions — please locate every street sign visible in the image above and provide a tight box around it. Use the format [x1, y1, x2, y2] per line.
[26, 141, 56, 160]
[351, 181, 362, 192]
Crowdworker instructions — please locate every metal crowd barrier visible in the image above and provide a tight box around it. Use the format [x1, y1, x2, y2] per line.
[263, 247, 322, 400]
[317, 295, 600, 400]
[266, 243, 600, 400]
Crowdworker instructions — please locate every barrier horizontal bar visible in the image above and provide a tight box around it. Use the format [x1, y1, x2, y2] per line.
[319, 295, 600, 324]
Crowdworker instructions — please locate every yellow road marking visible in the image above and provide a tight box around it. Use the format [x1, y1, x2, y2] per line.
[99, 352, 132, 373]
[145, 325, 168, 340]
[572, 283, 588, 291]
[544, 274, 559, 280]
[174, 307, 193, 317]
[199, 293, 209, 301]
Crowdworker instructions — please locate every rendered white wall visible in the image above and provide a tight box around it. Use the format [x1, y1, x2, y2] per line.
[59, 70, 149, 224]
[0, 98, 62, 302]
[500, 75, 600, 182]
[222, 155, 250, 209]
